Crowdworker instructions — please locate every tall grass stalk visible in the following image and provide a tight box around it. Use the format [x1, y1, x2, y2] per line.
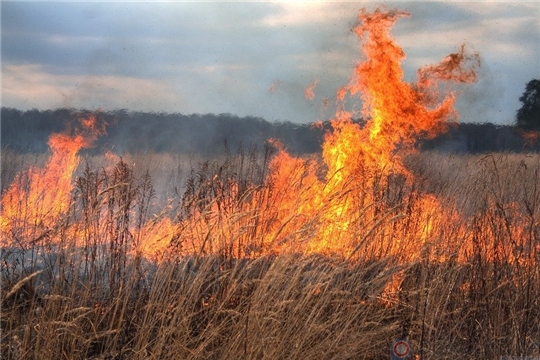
[1, 150, 539, 359]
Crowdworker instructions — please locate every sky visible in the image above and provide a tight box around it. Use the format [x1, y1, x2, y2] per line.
[1, 1, 539, 125]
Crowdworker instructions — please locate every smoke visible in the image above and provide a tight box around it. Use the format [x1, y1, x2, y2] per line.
[456, 56, 506, 124]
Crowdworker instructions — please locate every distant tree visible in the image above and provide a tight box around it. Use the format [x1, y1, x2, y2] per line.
[516, 79, 540, 130]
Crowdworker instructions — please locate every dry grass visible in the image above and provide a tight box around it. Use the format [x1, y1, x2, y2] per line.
[1, 149, 540, 359]
[1, 148, 49, 194]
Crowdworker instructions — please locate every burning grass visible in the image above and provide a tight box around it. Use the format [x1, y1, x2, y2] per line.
[2, 7, 540, 359]
[2, 150, 539, 359]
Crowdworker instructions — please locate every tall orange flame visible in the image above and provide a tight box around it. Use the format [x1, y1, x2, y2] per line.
[255, 7, 479, 256]
[336, 9, 478, 175]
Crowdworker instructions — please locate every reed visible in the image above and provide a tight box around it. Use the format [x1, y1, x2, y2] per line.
[1, 149, 539, 359]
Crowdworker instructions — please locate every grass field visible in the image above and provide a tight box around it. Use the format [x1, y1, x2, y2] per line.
[3, 5, 538, 358]
[1, 149, 539, 359]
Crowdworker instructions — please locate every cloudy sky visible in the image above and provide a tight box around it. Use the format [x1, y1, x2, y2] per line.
[2, 1, 539, 125]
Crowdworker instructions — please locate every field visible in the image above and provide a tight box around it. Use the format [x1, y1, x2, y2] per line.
[1, 149, 539, 360]
[2, 8, 539, 359]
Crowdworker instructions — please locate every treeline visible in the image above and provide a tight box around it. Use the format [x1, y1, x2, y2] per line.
[420, 122, 540, 153]
[0, 108, 327, 156]
[1, 107, 538, 155]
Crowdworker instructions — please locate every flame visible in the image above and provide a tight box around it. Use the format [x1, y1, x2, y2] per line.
[1, 8, 481, 265]
[343, 10, 477, 171]
[150, 7, 478, 259]
[269, 80, 284, 93]
[1, 115, 102, 246]
[518, 129, 540, 148]
[304, 79, 319, 100]
[134, 217, 177, 262]
[251, 7, 478, 257]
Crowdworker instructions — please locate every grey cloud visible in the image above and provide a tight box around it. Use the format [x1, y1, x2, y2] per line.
[1, 1, 538, 126]
[2, 2, 313, 79]
[395, 2, 482, 32]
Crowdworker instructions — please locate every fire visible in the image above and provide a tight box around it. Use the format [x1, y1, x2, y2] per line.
[4, 10, 540, 358]
[304, 79, 319, 100]
[1, 115, 102, 246]
[254, 7, 478, 257]
[342, 10, 477, 172]
[1, 7, 480, 264]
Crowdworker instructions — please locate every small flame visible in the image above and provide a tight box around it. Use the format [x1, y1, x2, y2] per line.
[304, 79, 319, 100]
[269, 80, 284, 93]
